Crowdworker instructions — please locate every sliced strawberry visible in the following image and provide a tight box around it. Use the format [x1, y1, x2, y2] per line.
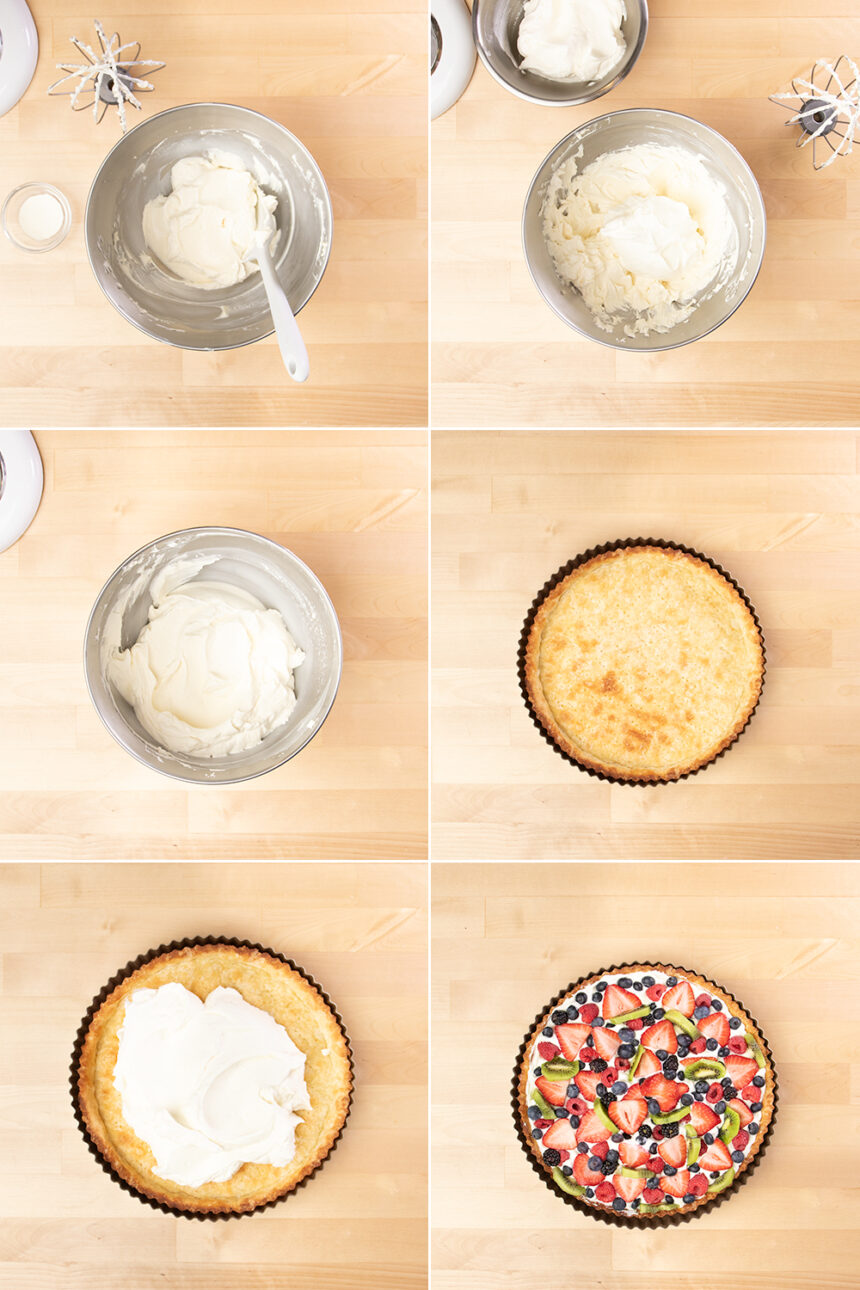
[725, 1056, 759, 1088]
[573, 1153, 605, 1188]
[594, 1181, 616, 1203]
[590, 1140, 609, 1161]
[728, 1036, 748, 1055]
[662, 980, 695, 1017]
[688, 1172, 708, 1197]
[602, 984, 641, 1019]
[639, 1074, 682, 1112]
[574, 1069, 605, 1102]
[537, 1042, 560, 1060]
[698, 1139, 733, 1172]
[642, 1186, 664, 1204]
[633, 1048, 662, 1079]
[618, 1140, 650, 1169]
[687, 1102, 720, 1135]
[640, 1019, 677, 1054]
[622, 1083, 647, 1102]
[615, 1173, 646, 1201]
[579, 1003, 599, 1024]
[608, 1098, 647, 1135]
[697, 1012, 730, 1047]
[646, 984, 666, 1002]
[534, 1076, 567, 1107]
[659, 1169, 690, 1198]
[541, 1117, 578, 1150]
[658, 1135, 687, 1168]
[556, 1023, 591, 1061]
[729, 1098, 753, 1128]
[592, 1027, 623, 1061]
[688, 1036, 707, 1054]
[575, 1109, 613, 1145]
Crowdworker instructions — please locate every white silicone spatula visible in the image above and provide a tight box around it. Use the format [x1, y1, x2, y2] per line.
[245, 233, 309, 383]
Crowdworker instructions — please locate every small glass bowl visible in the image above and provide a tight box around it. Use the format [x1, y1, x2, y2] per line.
[2, 183, 72, 252]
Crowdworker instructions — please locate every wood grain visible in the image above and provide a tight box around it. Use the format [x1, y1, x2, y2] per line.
[431, 429, 860, 859]
[0, 861, 428, 1290]
[431, 0, 860, 426]
[432, 861, 860, 1290]
[0, 0, 427, 427]
[0, 430, 428, 859]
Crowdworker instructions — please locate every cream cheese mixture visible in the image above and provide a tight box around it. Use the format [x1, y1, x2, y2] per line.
[142, 151, 277, 289]
[542, 142, 737, 336]
[517, 0, 627, 83]
[114, 983, 310, 1187]
[107, 556, 304, 758]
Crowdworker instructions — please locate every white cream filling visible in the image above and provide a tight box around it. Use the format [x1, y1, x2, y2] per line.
[542, 142, 737, 335]
[518, 0, 627, 83]
[142, 151, 278, 289]
[114, 983, 311, 1188]
[106, 556, 304, 758]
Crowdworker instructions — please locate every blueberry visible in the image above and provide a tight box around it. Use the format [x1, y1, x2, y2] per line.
[657, 1048, 668, 1060]
[694, 1005, 709, 1019]
[611, 1081, 627, 1096]
[612, 1197, 625, 1211]
[618, 1028, 634, 1043]
[712, 1000, 723, 1011]
[678, 1033, 691, 1047]
[647, 1098, 661, 1115]
[683, 1193, 695, 1204]
[576, 992, 587, 1004]
[606, 1151, 619, 1166]
[751, 1101, 763, 1112]
[528, 1106, 540, 1120]
[653, 1008, 665, 1020]
[534, 1067, 542, 1078]
[611, 1131, 624, 1142]
[544, 1148, 561, 1166]
[577, 1143, 589, 1155]
[633, 981, 642, 990]
[689, 1163, 700, 1173]
[703, 1133, 714, 1146]
[680, 1093, 693, 1106]
[596, 1083, 607, 1098]
[642, 975, 656, 987]
[542, 1027, 554, 1037]
[715, 1100, 726, 1114]
[753, 1075, 765, 1087]
[551, 1010, 568, 1025]
[566, 1005, 579, 1020]
[596, 981, 606, 992]
[592, 1017, 605, 1028]
[591, 992, 601, 1002]
[706, 1039, 718, 1051]
[721, 1077, 733, 1088]
[695, 1080, 708, 1094]
[585, 1188, 594, 1199]
[566, 1083, 578, 1098]
[555, 1107, 570, 1118]
[749, 1123, 759, 1134]
[649, 1140, 659, 1153]
[732, 1150, 745, 1163]
[664, 1196, 675, 1205]
[533, 1128, 542, 1139]
[718, 1046, 729, 1058]
[618, 977, 633, 988]
[570, 1116, 580, 1128]
[631, 1198, 641, 1209]
[710, 1173, 721, 1181]
[666, 976, 678, 987]
[618, 1043, 635, 1059]
[562, 1164, 573, 1176]
[588, 1155, 601, 1170]
[729, 1017, 741, 1030]
[592, 1059, 608, 1073]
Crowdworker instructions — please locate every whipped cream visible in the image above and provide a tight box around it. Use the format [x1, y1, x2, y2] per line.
[114, 983, 311, 1188]
[542, 143, 737, 336]
[107, 555, 304, 758]
[518, 0, 627, 83]
[142, 151, 277, 289]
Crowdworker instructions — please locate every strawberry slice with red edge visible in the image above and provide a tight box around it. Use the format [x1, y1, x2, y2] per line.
[615, 1173, 646, 1202]
[697, 1012, 730, 1047]
[573, 1153, 605, 1188]
[556, 1023, 591, 1061]
[698, 1139, 733, 1172]
[541, 1117, 578, 1151]
[633, 1048, 662, 1079]
[602, 983, 641, 1019]
[574, 1069, 605, 1102]
[658, 1135, 688, 1168]
[728, 1098, 753, 1128]
[639, 1073, 682, 1112]
[534, 1076, 567, 1107]
[659, 1169, 691, 1198]
[640, 1019, 678, 1054]
[618, 1140, 651, 1169]
[687, 1101, 720, 1135]
[608, 1098, 647, 1135]
[725, 1055, 759, 1088]
[592, 1027, 623, 1061]
[662, 980, 695, 1017]
[575, 1109, 613, 1145]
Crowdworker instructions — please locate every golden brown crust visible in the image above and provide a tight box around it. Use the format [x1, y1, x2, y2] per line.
[524, 546, 764, 782]
[76, 944, 352, 1214]
[516, 964, 776, 1220]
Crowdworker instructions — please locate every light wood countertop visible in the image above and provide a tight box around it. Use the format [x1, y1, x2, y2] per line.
[0, 861, 428, 1290]
[432, 861, 860, 1290]
[0, 431, 427, 859]
[432, 1, 860, 426]
[432, 429, 860, 859]
[0, 0, 427, 426]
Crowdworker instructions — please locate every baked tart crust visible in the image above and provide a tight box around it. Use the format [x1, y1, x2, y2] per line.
[76, 943, 352, 1214]
[524, 545, 764, 781]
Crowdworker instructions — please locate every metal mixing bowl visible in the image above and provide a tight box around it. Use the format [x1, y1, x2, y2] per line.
[84, 527, 342, 784]
[473, 0, 647, 106]
[85, 103, 332, 351]
[523, 109, 767, 351]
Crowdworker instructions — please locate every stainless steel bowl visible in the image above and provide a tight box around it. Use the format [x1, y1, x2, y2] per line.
[84, 527, 342, 784]
[473, 0, 647, 106]
[85, 103, 332, 351]
[523, 108, 767, 351]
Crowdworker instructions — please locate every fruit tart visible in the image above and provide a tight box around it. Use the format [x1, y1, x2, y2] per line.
[75, 941, 353, 1215]
[515, 965, 776, 1221]
[522, 544, 764, 782]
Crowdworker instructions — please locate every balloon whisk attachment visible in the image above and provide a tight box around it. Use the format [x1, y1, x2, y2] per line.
[769, 56, 859, 169]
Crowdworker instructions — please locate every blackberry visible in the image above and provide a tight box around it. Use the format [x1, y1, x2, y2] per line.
[592, 1058, 608, 1072]
[660, 1121, 680, 1139]
[544, 1149, 561, 1166]
[724, 1085, 737, 1100]
[663, 1055, 678, 1072]
[600, 1159, 617, 1176]
[551, 1010, 568, 1025]
[639, 1124, 652, 1138]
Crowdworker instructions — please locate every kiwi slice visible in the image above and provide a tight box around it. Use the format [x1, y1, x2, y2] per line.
[684, 1123, 698, 1140]
[719, 1106, 741, 1144]
[552, 1167, 585, 1197]
[628, 1044, 645, 1077]
[683, 1057, 726, 1079]
[707, 1167, 735, 1195]
[541, 1058, 580, 1081]
[593, 1098, 617, 1134]
[664, 1008, 700, 1040]
[687, 1136, 701, 1165]
[746, 1034, 766, 1069]
[532, 1088, 557, 1120]
[605, 1005, 651, 1026]
[652, 1107, 691, 1125]
[618, 1166, 650, 1179]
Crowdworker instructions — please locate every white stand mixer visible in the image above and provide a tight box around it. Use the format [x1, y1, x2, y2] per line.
[0, 0, 38, 117]
[0, 431, 43, 553]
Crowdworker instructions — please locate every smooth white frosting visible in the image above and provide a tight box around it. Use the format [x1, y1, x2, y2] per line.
[518, 0, 627, 83]
[542, 143, 737, 336]
[114, 983, 311, 1188]
[107, 556, 304, 758]
[142, 151, 277, 289]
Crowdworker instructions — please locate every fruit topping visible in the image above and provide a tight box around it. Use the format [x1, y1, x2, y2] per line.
[719, 1105, 741, 1144]
[697, 1012, 730, 1047]
[687, 1102, 720, 1135]
[615, 1171, 646, 1201]
[592, 1027, 623, 1061]
[542, 1117, 578, 1150]
[602, 984, 641, 1019]
[698, 1139, 733, 1172]
[574, 1069, 605, 1102]
[618, 1140, 651, 1169]
[639, 1074, 682, 1112]
[578, 1003, 599, 1024]
[594, 1181, 617, 1203]
[640, 1019, 678, 1054]
[725, 1055, 759, 1088]
[535, 1076, 567, 1107]
[662, 981, 695, 1017]
[557, 1023, 592, 1060]
[575, 1109, 613, 1145]
[532, 1088, 557, 1120]
[728, 1098, 753, 1128]
[608, 1097, 647, 1135]
[541, 1058, 580, 1080]
[552, 1167, 585, 1197]
[538, 1042, 561, 1060]
[658, 1135, 688, 1168]
[645, 984, 666, 1002]
[659, 1169, 691, 1198]
[573, 1153, 604, 1187]
[642, 1185, 664, 1204]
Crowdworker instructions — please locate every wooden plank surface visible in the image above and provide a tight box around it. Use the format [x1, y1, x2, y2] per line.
[431, 429, 860, 859]
[0, 430, 428, 859]
[431, 0, 860, 426]
[0, 0, 427, 427]
[432, 861, 860, 1290]
[0, 861, 428, 1290]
